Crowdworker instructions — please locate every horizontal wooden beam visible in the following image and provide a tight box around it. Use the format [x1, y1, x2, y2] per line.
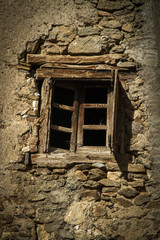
[53, 103, 74, 111]
[27, 54, 122, 65]
[83, 125, 107, 130]
[40, 63, 126, 71]
[51, 124, 73, 133]
[36, 68, 112, 80]
[83, 103, 108, 108]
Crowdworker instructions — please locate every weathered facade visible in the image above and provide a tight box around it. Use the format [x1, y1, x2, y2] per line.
[0, 0, 160, 239]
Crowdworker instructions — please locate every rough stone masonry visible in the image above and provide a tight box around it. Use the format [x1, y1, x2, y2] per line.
[0, 0, 160, 240]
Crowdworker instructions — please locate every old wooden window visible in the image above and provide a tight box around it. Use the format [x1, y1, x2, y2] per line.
[38, 76, 119, 155]
[27, 54, 124, 156]
[49, 82, 112, 153]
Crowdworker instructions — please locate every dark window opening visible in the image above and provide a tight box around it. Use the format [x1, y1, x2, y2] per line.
[84, 108, 107, 125]
[50, 130, 71, 150]
[51, 108, 72, 128]
[53, 86, 75, 106]
[83, 130, 106, 146]
[85, 87, 107, 103]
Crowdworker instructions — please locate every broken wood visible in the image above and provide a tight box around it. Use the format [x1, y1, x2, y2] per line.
[53, 103, 74, 111]
[51, 124, 73, 133]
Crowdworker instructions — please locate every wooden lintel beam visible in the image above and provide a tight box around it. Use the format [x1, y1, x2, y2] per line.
[36, 68, 112, 80]
[27, 54, 123, 65]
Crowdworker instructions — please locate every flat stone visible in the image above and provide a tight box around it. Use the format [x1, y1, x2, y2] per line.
[89, 201, 107, 217]
[75, 170, 87, 181]
[80, 190, 101, 201]
[48, 25, 77, 44]
[132, 0, 145, 4]
[106, 162, 145, 173]
[68, 36, 102, 55]
[52, 169, 66, 174]
[42, 44, 67, 54]
[88, 168, 106, 180]
[83, 180, 102, 189]
[118, 187, 139, 198]
[101, 28, 124, 41]
[112, 197, 133, 207]
[122, 23, 133, 32]
[97, 0, 123, 11]
[91, 163, 105, 169]
[99, 178, 121, 187]
[99, 18, 122, 29]
[78, 27, 100, 37]
[129, 180, 144, 188]
[134, 193, 150, 206]
[111, 45, 125, 53]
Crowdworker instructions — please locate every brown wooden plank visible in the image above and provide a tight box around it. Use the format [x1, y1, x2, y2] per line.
[36, 68, 112, 79]
[39, 78, 52, 153]
[51, 124, 73, 133]
[83, 103, 107, 108]
[83, 125, 107, 130]
[27, 54, 122, 65]
[40, 63, 126, 71]
[53, 103, 74, 111]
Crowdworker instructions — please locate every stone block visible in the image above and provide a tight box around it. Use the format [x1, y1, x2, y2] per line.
[101, 28, 124, 41]
[134, 193, 150, 205]
[98, 0, 134, 11]
[99, 178, 121, 187]
[122, 23, 133, 32]
[80, 190, 101, 201]
[99, 19, 122, 29]
[117, 61, 136, 68]
[68, 36, 102, 55]
[118, 186, 139, 198]
[106, 162, 145, 173]
[112, 197, 133, 207]
[75, 170, 87, 181]
[48, 26, 77, 44]
[78, 27, 100, 37]
[88, 168, 106, 180]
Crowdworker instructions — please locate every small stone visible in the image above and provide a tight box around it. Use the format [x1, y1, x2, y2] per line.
[129, 180, 144, 188]
[89, 201, 107, 217]
[134, 193, 150, 205]
[132, 0, 145, 5]
[80, 190, 101, 201]
[111, 45, 125, 53]
[52, 169, 66, 174]
[88, 168, 106, 180]
[112, 197, 133, 207]
[91, 163, 105, 169]
[101, 28, 124, 41]
[75, 170, 87, 181]
[99, 178, 121, 187]
[122, 23, 133, 32]
[68, 36, 102, 55]
[99, 19, 122, 29]
[78, 27, 100, 37]
[43, 44, 67, 54]
[118, 186, 139, 198]
[83, 180, 102, 189]
[97, 0, 124, 11]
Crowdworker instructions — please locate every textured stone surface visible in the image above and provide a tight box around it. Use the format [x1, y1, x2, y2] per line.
[0, 0, 160, 239]
[68, 36, 103, 55]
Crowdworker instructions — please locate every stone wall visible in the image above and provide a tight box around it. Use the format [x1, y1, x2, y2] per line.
[0, 0, 160, 240]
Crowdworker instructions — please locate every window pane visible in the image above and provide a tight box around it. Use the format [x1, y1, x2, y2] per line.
[84, 108, 106, 125]
[83, 130, 106, 146]
[52, 108, 72, 128]
[53, 86, 74, 106]
[85, 87, 107, 103]
[50, 130, 71, 150]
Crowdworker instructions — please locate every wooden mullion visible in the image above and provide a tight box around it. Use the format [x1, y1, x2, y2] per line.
[70, 86, 79, 152]
[39, 78, 52, 153]
[77, 87, 85, 149]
